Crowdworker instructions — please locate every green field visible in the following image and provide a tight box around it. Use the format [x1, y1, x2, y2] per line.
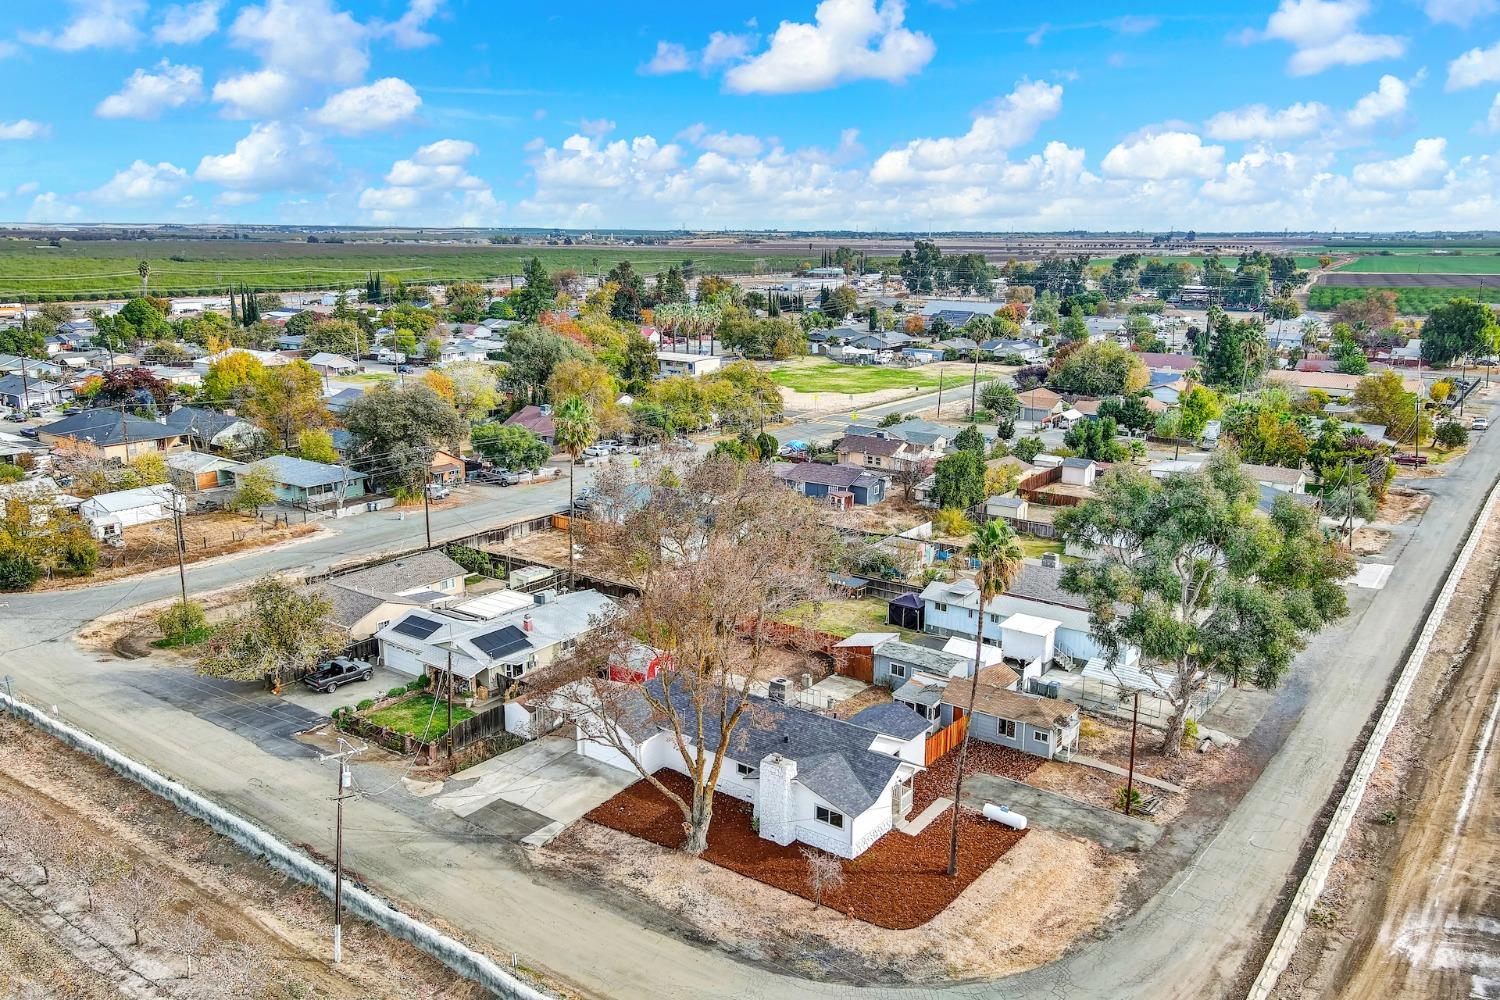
[1330, 253, 1500, 273]
[768, 361, 943, 394]
[1089, 255, 1326, 270]
[0, 240, 811, 301]
[1308, 285, 1500, 314]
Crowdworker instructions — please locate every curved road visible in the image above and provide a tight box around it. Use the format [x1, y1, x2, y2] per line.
[2, 403, 1498, 1000]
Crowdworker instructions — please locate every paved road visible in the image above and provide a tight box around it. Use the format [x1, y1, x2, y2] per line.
[3, 401, 1500, 1000]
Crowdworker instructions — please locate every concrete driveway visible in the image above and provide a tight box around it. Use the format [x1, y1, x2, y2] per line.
[431, 734, 638, 844]
[964, 772, 1162, 853]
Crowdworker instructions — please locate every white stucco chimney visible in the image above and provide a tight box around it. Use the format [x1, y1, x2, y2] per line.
[756, 753, 798, 847]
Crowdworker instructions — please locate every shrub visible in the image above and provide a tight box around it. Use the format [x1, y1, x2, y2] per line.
[446, 544, 496, 577]
[156, 600, 207, 643]
[406, 676, 427, 691]
[1115, 786, 1143, 812]
[60, 537, 99, 575]
[933, 507, 975, 537]
[386, 686, 406, 699]
[1182, 718, 1200, 747]
[0, 553, 43, 591]
[0, 464, 24, 484]
[1011, 435, 1045, 464]
[393, 485, 423, 506]
[356, 698, 374, 712]
[1435, 421, 1469, 449]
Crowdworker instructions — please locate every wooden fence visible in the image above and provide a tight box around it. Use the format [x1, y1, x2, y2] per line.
[342, 698, 513, 761]
[924, 714, 968, 765]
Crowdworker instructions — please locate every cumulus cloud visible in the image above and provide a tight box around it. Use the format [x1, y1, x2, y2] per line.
[212, 68, 299, 118]
[641, 41, 693, 75]
[1448, 40, 1500, 90]
[195, 122, 332, 190]
[870, 80, 1063, 184]
[358, 138, 501, 225]
[153, 1, 220, 43]
[1351, 137, 1449, 190]
[1101, 131, 1224, 180]
[723, 0, 935, 94]
[20, 0, 144, 50]
[1201, 148, 1315, 204]
[0, 120, 48, 140]
[1253, 0, 1406, 76]
[1423, 0, 1497, 25]
[1346, 74, 1408, 128]
[96, 61, 204, 119]
[679, 125, 765, 157]
[1204, 101, 1326, 141]
[27, 193, 81, 223]
[703, 31, 758, 68]
[378, 0, 443, 48]
[91, 160, 191, 201]
[228, 0, 369, 86]
[310, 78, 421, 133]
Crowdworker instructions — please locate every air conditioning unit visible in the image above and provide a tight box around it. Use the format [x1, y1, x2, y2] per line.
[768, 677, 789, 703]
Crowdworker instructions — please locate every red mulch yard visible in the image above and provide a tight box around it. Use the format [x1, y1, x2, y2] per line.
[585, 757, 1031, 929]
[911, 741, 1042, 813]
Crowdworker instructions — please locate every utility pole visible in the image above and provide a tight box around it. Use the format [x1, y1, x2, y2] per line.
[421, 477, 432, 549]
[969, 347, 980, 419]
[935, 371, 944, 418]
[1124, 690, 1140, 817]
[446, 649, 455, 761]
[318, 737, 364, 965]
[171, 493, 188, 608]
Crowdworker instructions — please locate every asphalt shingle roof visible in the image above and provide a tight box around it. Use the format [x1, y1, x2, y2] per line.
[39, 408, 180, 446]
[332, 551, 466, 597]
[243, 454, 365, 489]
[847, 702, 931, 740]
[774, 462, 884, 489]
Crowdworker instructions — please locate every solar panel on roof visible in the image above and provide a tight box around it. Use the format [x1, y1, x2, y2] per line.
[393, 616, 442, 639]
[471, 624, 531, 660]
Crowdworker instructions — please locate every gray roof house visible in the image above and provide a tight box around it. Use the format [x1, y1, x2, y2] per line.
[164, 406, 265, 455]
[773, 461, 888, 505]
[236, 455, 367, 507]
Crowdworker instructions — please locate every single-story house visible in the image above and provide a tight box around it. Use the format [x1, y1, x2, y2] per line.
[577, 676, 924, 859]
[78, 484, 184, 540]
[901, 346, 946, 364]
[314, 550, 470, 640]
[873, 638, 972, 688]
[236, 455, 367, 507]
[773, 462, 888, 506]
[1241, 463, 1308, 494]
[429, 449, 465, 486]
[192, 348, 287, 375]
[1018, 386, 1063, 423]
[1135, 352, 1196, 372]
[164, 405, 265, 455]
[165, 451, 245, 492]
[0, 374, 70, 410]
[306, 352, 361, 376]
[37, 409, 185, 463]
[656, 351, 723, 378]
[504, 404, 555, 445]
[324, 387, 366, 416]
[844, 419, 953, 451]
[980, 338, 1046, 363]
[937, 665, 1080, 761]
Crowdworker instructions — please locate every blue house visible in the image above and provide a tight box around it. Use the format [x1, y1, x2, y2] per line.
[773, 462, 888, 505]
[236, 455, 367, 507]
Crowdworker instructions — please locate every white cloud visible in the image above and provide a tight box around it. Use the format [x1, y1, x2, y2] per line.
[95, 61, 204, 119]
[679, 125, 765, 157]
[1201, 148, 1314, 204]
[379, 0, 443, 48]
[870, 80, 1063, 184]
[723, 0, 935, 94]
[1346, 74, 1408, 128]
[1448, 41, 1500, 90]
[703, 31, 757, 68]
[1424, 0, 1496, 25]
[26, 193, 81, 223]
[195, 122, 333, 190]
[91, 160, 191, 201]
[215, 191, 260, 206]
[228, 0, 369, 86]
[1488, 93, 1500, 132]
[641, 41, 693, 75]
[20, 0, 144, 50]
[1204, 101, 1326, 141]
[0, 120, 48, 140]
[1254, 0, 1406, 76]
[310, 78, 421, 133]
[212, 69, 300, 118]
[358, 138, 501, 225]
[15, 182, 39, 196]
[1351, 137, 1449, 190]
[1101, 131, 1224, 180]
[154, 1, 220, 43]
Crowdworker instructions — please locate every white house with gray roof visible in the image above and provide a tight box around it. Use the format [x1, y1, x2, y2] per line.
[577, 678, 925, 858]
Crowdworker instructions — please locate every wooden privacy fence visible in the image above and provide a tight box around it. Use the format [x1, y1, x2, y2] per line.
[925, 714, 968, 765]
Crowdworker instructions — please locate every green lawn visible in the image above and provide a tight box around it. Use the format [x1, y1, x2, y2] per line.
[1333, 253, 1500, 274]
[1308, 285, 1500, 314]
[768, 362, 943, 394]
[777, 596, 923, 642]
[0, 239, 813, 301]
[367, 694, 474, 741]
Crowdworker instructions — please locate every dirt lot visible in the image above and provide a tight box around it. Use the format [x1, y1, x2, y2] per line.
[0, 717, 491, 1000]
[1269, 473, 1500, 999]
[826, 495, 931, 535]
[36, 513, 320, 592]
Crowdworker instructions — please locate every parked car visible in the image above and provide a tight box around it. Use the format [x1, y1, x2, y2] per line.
[426, 483, 452, 499]
[1473, 417, 1490, 431]
[5, 411, 26, 422]
[667, 436, 694, 451]
[303, 657, 373, 693]
[18, 427, 37, 439]
[574, 488, 596, 511]
[582, 445, 611, 458]
[499, 468, 536, 486]
[595, 439, 622, 453]
[395, 364, 414, 373]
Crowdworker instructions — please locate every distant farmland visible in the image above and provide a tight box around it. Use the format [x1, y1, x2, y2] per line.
[0, 240, 813, 301]
[1330, 253, 1500, 274]
[1308, 284, 1500, 314]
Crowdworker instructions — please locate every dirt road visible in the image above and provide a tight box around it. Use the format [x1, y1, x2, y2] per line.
[1334, 584, 1500, 998]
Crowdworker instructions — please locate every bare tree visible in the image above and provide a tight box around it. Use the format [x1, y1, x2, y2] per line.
[107, 864, 166, 946]
[543, 456, 837, 855]
[10, 805, 60, 885]
[165, 912, 213, 980]
[800, 846, 846, 910]
[62, 839, 124, 914]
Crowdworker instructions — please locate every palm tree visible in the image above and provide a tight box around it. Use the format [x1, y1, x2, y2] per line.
[138, 260, 150, 298]
[553, 395, 597, 588]
[947, 518, 1026, 877]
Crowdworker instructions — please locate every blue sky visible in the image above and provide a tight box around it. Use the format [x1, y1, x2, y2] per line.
[1, 0, 1498, 230]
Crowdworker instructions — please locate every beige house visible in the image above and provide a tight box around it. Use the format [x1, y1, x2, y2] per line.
[836, 433, 940, 473]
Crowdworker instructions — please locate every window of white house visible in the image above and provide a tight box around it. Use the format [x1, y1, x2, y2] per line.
[815, 805, 845, 829]
[998, 719, 1016, 738]
[935, 602, 948, 612]
[503, 662, 525, 679]
[888, 661, 908, 679]
[736, 763, 756, 778]
[1034, 731, 1050, 744]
